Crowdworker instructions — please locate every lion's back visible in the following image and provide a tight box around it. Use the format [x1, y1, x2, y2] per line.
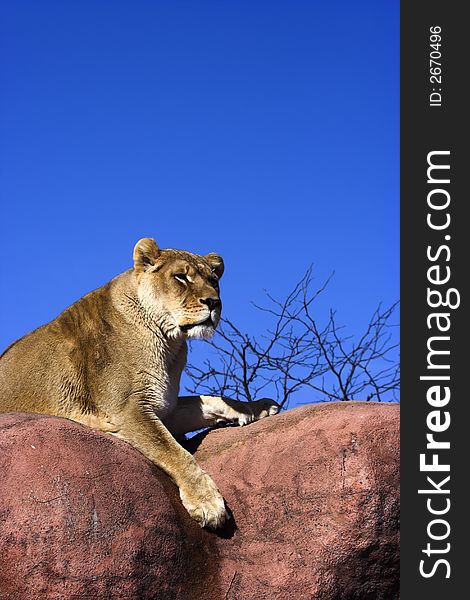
[0, 324, 61, 413]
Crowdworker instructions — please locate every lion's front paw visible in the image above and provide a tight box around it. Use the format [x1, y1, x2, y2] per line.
[179, 473, 228, 529]
[238, 398, 280, 426]
[261, 398, 281, 416]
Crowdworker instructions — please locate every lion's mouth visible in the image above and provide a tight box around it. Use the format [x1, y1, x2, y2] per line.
[180, 317, 214, 333]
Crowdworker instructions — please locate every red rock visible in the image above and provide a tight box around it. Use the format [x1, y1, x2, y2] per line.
[189, 402, 400, 600]
[0, 412, 211, 600]
[0, 403, 399, 599]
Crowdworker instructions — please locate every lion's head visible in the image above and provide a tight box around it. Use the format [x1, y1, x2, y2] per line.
[132, 237, 224, 340]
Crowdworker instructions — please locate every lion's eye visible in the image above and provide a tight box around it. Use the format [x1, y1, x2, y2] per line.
[174, 273, 188, 284]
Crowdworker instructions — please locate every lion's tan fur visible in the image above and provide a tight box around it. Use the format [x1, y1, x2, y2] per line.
[0, 238, 278, 528]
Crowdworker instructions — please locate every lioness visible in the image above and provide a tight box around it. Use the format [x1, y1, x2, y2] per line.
[0, 238, 279, 528]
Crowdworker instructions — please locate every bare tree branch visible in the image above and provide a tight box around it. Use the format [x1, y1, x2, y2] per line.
[186, 270, 399, 408]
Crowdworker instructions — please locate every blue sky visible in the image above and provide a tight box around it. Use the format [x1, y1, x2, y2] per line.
[0, 1, 399, 404]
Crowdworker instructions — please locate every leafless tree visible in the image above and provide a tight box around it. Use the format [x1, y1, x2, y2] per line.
[185, 268, 399, 408]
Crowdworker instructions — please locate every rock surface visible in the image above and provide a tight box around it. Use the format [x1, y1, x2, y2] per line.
[190, 402, 400, 600]
[0, 403, 399, 599]
[0, 413, 211, 600]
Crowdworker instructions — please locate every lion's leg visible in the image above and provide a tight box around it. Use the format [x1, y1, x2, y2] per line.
[81, 405, 227, 529]
[164, 395, 280, 437]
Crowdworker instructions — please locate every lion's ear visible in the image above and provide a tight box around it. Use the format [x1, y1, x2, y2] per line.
[205, 253, 224, 279]
[133, 238, 160, 272]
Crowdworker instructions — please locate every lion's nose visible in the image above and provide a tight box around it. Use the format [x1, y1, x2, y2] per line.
[200, 297, 221, 311]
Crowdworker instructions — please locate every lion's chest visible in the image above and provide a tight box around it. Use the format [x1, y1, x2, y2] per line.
[136, 338, 186, 417]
